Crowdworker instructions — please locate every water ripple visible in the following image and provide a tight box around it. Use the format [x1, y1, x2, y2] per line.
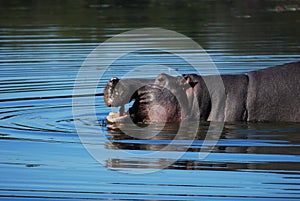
[1, 5, 300, 199]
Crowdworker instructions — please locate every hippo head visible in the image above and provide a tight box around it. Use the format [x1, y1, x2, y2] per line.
[104, 74, 202, 124]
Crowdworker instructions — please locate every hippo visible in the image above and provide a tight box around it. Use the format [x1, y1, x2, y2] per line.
[104, 61, 300, 123]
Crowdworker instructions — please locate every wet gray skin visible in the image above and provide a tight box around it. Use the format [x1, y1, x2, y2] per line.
[104, 61, 300, 123]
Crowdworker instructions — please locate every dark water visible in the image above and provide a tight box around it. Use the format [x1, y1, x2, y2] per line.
[1, 0, 300, 200]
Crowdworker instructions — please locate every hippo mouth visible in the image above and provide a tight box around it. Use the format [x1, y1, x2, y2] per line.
[104, 78, 134, 123]
[104, 77, 154, 123]
[106, 106, 130, 124]
[106, 105, 131, 123]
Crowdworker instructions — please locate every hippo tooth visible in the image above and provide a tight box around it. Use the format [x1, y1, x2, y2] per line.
[108, 112, 120, 118]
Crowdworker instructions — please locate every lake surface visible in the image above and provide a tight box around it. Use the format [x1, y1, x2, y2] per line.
[0, 0, 300, 200]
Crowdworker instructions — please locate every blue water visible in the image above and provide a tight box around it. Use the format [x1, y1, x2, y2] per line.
[1, 1, 300, 200]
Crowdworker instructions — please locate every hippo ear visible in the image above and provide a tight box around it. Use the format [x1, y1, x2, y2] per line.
[183, 74, 198, 88]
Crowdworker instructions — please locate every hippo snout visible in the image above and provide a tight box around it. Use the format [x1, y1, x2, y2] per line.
[104, 77, 120, 107]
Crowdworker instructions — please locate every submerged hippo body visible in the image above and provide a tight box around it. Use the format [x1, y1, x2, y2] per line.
[104, 62, 300, 123]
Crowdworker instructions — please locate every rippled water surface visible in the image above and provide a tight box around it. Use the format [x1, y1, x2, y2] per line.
[1, 0, 300, 200]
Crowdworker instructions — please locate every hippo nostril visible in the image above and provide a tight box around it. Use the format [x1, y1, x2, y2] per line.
[110, 77, 119, 82]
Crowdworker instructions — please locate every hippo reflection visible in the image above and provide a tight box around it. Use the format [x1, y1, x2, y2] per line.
[104, 61, 300, 123]
[105, 122, 300, 171]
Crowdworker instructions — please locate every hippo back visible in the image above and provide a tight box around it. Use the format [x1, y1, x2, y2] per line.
[247, 62, 300, 122]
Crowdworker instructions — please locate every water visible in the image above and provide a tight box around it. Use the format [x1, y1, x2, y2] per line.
[1, 0, 300, 200]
